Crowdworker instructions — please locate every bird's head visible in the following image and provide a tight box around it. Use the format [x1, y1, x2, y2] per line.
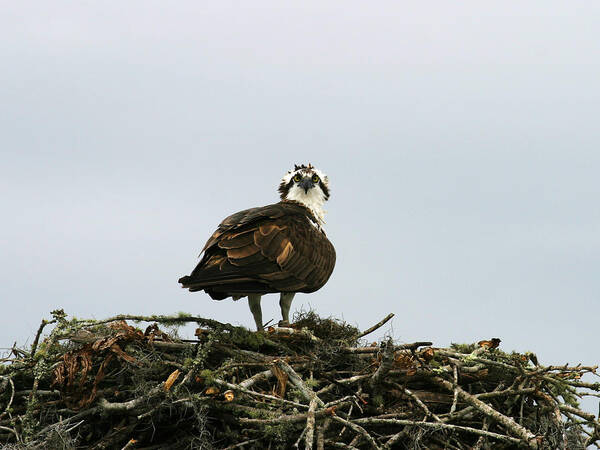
[278, 163, 330, 224]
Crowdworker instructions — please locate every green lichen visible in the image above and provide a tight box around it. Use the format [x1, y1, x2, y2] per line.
[183, 357, 195, 369]
[226, 327, 266, 350]
[372, 393, 385, 408]
[199, 369, 215, 386]
[305, 377, 319, 388]
[263, 422, 301, 447]
[450, 342, 479, 354]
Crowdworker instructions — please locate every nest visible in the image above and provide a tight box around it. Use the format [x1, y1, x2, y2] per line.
[0, 309, 599, 449]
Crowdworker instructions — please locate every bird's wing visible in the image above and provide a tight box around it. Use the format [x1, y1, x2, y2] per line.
[180, 202, 335, 295]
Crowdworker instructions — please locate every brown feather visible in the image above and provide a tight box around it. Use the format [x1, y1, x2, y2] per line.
[276, 241, 294, 265]
[180, 201, 336, 299]
[228, 251, 265, 267]
[218, 230, 256, 249]
[226, 244, 260, 259]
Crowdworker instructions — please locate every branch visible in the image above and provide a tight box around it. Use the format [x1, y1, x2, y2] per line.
[268, 326, 321, 343]
[431, 377, 538, 448]
[274, 360, 324, 407]
[214, 377, 308, 410]
[305, 397, 318, 450]
[98, 384, 165, 413]
[30, 318, 56, 357]
[0, 377, 15, 421]
[390, 382, 441, 422]
[370, 339, 394, 388]
[357, 313, 394, 338]
[330, 415, 381, 450]
[369, 418, 524, 448]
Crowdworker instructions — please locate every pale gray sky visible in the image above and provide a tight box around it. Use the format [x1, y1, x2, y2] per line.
[2, 1, 599, 387]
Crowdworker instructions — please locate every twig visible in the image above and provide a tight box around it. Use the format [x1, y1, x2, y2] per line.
[214, 377, 308, 410]
[0, 377, 15, 421]
[475, 387, 536, 399]
[357, 313, 395, 338]
[240, 369, 273, 389]
[221, 438, 261, 449]
[342, 341, 432, 354]
[30, 319, 56, 357]
[81, 314, 239, 332]
[370, 339, 394, 388]
[323, 440, 359, 449]
[431, 377, 538, 448]
[293, 426, 308, 448]
[121, 438, 138, 449]
[0, 425, 19, 441]
[239, 403, 350, 426]
[450, 364, 459, 414]
[274, 360, 324, 407]
[559, 404, 597, 421]
[338, 402, 353, 437]
[317, 374, 370, 396]
[535, 390, 566, 449]
[317, 418, 331, 450]
[359, 418, 524, 447]
[390, 383, 441, 422]
[330, 415, 381, 450]
[34, 406, 101, 438]
[268, 326, 321, 342]
[472, 417, 489, 450]
[98, 384, 165, 413]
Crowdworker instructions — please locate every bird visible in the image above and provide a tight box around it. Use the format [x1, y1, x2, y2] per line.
[179, 164, 336, 330]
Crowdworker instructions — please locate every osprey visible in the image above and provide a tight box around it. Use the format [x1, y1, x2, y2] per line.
[179, 164, 336, 330]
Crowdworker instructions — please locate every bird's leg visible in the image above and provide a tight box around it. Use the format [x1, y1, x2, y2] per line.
[248, 294, 263, 331]
[279, 292, 295, 327]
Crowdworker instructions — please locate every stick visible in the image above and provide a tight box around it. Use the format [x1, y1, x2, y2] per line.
[317, 418, 331, 450]
[431, 377, 538, 448]
[355, 418, 525, 447]
[450, 365, 459, 414]
[472, 418, 489, 450]
[239, 369, 273, 389]
[269, 326, 321, 343]
[30, 319, 56, 357]
[304, 397, 318, 449]
[239, 403, 349, 426]
[331, 415, 381, 450]
[390, 383, 441, 422]
[0, 425, 19, 441]
[370, 339, 394, 388]
[98, 384, 165, 413]
[274, 360, 324, 407]
[342, 342, 432, 353]
[0, 377, 15, 421]
[214, 378, 308, 410]
[221, 439, 262, 450]
[323, 441, 360, 449]
[317, 374, 370, 396]
[293, 427, 308, 449]
[357, 313, 395, 338]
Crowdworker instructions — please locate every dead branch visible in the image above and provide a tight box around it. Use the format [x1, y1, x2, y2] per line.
[357, 313, 395, 338]
[431, 376, 539, 448]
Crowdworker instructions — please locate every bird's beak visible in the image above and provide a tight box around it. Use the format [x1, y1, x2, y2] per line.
[300, 178, 314, 194]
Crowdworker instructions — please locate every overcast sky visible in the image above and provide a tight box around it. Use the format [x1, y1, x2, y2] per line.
[2, 1, 599, 395]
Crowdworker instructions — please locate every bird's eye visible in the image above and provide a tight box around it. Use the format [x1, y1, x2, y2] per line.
[312, 174, 320, 183]
[293, 174, 302, 182]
